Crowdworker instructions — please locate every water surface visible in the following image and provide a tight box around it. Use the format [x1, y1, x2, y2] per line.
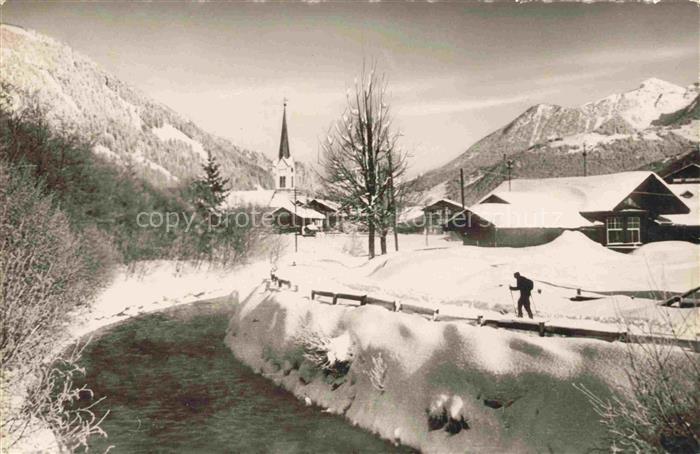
[79, 301, 412, 453]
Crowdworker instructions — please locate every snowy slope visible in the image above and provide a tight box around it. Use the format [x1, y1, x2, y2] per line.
[582, 78, 697, 130]
[414, 78, 698, 203]
[0, 24, 273, 189]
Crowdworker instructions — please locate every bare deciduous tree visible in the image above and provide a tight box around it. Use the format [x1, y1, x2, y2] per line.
[320, 66, 408, 258]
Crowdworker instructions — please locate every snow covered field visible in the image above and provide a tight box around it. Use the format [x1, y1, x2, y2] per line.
[273, 232, 699, 337]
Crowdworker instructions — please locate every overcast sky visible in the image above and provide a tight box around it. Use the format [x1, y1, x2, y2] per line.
[3, 2, 698, 175]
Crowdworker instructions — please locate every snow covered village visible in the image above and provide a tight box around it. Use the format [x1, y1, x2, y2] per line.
[1, 2, 698, 454]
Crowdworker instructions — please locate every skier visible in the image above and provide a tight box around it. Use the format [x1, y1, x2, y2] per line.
[509, 272, 534, 319]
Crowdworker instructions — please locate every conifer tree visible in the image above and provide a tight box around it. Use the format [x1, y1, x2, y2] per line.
[194, 150, 230, 218]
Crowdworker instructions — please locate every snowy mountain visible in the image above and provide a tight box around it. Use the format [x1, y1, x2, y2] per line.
[0, 24, 273, 189]
[415, 78, 699, 204]
[652, 94, 700, 128]
[583, 77, 697, 130]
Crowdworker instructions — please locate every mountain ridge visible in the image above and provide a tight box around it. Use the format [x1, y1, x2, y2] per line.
[414, 77, 699, 205]
[0, 23, 274, 189]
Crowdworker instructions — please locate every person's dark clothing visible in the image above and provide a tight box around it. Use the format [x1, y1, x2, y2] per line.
[510, 275, 534, 319]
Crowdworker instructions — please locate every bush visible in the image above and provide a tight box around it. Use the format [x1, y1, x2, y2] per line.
[577, 337, 699, 453]
[0, 163, 111, 449]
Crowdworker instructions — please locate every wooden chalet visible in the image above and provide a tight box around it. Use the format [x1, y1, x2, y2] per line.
[423, 199, 464, 234]
[654, 149, 700, 242]
[270, 204, 325, 233]
[663, 163, 700, 184]
[445, 172, 691, 251]
[306, 198, 345, 230]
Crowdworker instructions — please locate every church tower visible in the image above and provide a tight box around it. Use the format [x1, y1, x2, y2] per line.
[274, 100, 295, 191]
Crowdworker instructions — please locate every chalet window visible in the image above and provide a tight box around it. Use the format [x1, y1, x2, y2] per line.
[279, 176, 286, 188]
[606, 216, 624, 244]
[627, 216, 641, 244]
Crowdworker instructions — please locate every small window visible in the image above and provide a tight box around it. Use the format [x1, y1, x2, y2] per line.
[279, 176, 286, 188]
[606, 216, 624, 244]
[627, 216, 641, 244]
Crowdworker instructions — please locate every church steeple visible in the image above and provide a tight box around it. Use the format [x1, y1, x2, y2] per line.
[274, 99, 295, 191]
[278, 99, 291, 160]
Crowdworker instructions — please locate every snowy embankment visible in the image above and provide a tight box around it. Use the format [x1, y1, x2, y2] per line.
[68, 260, 268, 339]
[225, 232, 697, 452]
[14, 260, 269, 453]
[275, 232, 699, 337]
[225, 285, 632, 453]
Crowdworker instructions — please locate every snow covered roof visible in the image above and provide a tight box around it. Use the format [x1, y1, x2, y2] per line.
[483, 171, 685, 215]
[225, 190, 325, 219]
[271, 204, 325, 220]
[226, 189, 275, 208]
[468, 203, 593, 229]
[424, 198, 464, 212]
[398, 205, 425, 223]
[308, 198, 341, 212]
[664, 184, 700, 226]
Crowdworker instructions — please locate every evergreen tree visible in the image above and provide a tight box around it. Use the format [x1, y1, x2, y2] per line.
[193, 150, 230, 217]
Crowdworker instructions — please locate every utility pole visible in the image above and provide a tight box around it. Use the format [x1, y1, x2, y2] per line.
[387, 151, 399, 252]
[459, 168, 465, 209]
[293, 187, 298, 264]
[582, 143, 588, 177]
[506, 159, 514, 191]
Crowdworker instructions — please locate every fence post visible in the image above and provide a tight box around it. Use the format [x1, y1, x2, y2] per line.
[332, 294, 338, 305]
[432, 308, 439, 321]
[477, 315, 483, 325]
[538, 322, 545, 337]
[360, 295, 367, 306]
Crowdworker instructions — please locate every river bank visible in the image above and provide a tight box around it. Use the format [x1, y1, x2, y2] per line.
[225, 285, 637, 453]
[12, 260, 269, 453]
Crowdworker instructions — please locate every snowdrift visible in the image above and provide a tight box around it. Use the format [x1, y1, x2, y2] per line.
[226, 288, 636, 453]
[275, 232, 698, 342]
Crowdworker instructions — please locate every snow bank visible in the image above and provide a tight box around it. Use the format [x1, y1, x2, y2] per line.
[226, 289, 633, 453]
[273, 233, 698, 335]
[70, 260, 268, 339]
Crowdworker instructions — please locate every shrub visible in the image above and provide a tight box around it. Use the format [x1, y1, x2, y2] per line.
[366, 352, 388, 393]
[0, 163, 110, 449]
[577, 337, 699, 453]
[293, 320, 355, 383]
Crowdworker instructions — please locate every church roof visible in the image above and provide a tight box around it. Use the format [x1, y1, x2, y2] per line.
[278, 102, 291, 160]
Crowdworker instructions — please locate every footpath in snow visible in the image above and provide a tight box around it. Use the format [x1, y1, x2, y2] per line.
[273, 232, 699, 338]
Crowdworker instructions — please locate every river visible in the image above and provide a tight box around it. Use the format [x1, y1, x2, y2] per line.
[77, 300, 413, 453]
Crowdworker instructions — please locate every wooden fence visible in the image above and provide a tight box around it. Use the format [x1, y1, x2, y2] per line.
[267, 274, 699, 352]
